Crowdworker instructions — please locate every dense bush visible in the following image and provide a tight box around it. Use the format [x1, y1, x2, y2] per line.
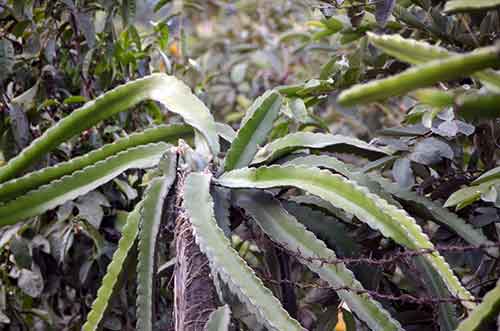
[0, 1, 499, 331]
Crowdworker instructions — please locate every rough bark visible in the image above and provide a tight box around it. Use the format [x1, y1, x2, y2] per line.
[174, 174, 219, 331]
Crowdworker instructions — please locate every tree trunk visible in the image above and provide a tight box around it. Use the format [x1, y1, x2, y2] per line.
[174, 174, 219, 331]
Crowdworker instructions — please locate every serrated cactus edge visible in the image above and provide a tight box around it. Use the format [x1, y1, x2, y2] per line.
[366, 32, 500, 92]
[183, 172, 306, 331]
[337, 43, 500, 106]
[0, 125, 191, 203]
[0, 73, 218, 183]
[218, 165, 476, 310]
[0, 142, 168, 228]
[137, 152, 177, 331]
[236, 191, 405, 331]
[283, 155, 498, 257]
[82, 203, 142, 331]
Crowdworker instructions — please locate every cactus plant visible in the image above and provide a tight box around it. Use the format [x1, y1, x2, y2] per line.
[0, 73, 498, 331]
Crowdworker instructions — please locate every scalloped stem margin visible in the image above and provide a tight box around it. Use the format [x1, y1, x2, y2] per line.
[445, 0, 500, 13]
[0, 125, 191, 203]
[282, 155, 498, 258]
[456, 280, 500, 331]
[373, 175, 498, 257]
[235, 191, 404, 331]
[0, 142, 168, 228]
[337, 43, 500, 106]
[0, 73, 218, 183]
[183, 172, 306, 331]
[218, 166, 476, 310]
[366, 32, 500, 92]
[137, 152, 177, 331]
[252, 132, 389, 164]
[82, 202, 141, 331]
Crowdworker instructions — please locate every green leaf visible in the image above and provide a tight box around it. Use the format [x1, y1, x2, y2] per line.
[283, 155, 498, 257]
[154, 0, 171, 12]
[473, 166, 500, 185]
[216, 122, 237, 143]
[0, 125, 192, 203]
[82, 203, 141, 331]
[0, 74, 219, 183]
[444, 180, 500, 210]
[137, 152, 177, 331]
[219, 166, 475, 310]
[279, 31, 312, 44]
[338, 43, 500, 106]
[205, 305, 231, 331]
[12, 80, 40, 110]
[0, 143, 169, 228]
[82, 48, 95, 80]
[286, 98, 308, 124]
[224, 91, 282, 171]
[322, 17, 343, 32]
[252, 132, 390, 164]
[276, 80, 336, 98]
[63, 96, 87, 105]
[230, 63, 248, 83]
[320, 58, 339, 80]
[367, 33, 500, 92]
[444, 0, 500, 13]
[236, 191, 404, 331]
[456, 280, 500, 331]
[313, 28, 338, 40]
[296, 79, 336, 97]
[183, 172, 305, 331]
